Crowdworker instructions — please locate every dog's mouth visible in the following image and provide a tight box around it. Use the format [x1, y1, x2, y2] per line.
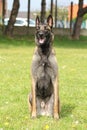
[38, 38, 46, 44]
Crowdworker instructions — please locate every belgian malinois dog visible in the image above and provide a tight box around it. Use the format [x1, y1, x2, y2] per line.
[29, 15, 60, 119]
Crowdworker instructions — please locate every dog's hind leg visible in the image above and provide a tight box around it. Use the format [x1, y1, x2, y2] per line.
[28, 93, 32, 113]
[31, 77, 37, 118]
[52, 77, 59, 119]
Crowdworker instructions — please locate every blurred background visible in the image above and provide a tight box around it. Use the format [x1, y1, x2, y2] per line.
[0, 0, 87, 29]
[0, 0, 87, 39]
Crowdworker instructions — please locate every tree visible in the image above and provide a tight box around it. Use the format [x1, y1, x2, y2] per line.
[50, 0, 53, 16]
[41, 0, 46, 23]
[55, 0, 57, 28]
[2, 0, 6, 25]
[4, 0, 20, 36]
[72, 0, 87, 39]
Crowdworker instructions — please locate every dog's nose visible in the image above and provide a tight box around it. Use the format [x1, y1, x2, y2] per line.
[39, 32, 44, 38]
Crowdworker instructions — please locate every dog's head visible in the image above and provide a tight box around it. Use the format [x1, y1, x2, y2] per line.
[35, 15, 54, 47]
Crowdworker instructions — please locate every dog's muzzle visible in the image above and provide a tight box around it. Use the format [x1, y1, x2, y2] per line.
[36, 31, 46, 45]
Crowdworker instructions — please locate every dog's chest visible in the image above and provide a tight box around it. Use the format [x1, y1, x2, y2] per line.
[32, 49, 58, 81]
[37, 61, 51, 79]
[32, 58, 57, 81]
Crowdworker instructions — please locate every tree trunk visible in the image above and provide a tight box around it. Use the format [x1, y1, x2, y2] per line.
[72, 0, 87, 39]
[2, 0, 6, 32]
[4, 0, 20, 36]
[41, 0, 46, 23]
[50, 0, 53, 16]
[27, 0, 30, 34]
[55, 0, 57, 28]
[72, 17, 83, 40]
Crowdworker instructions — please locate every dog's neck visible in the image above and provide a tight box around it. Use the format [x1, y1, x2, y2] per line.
[38, 44, 52, 57]
[37, 44, 52, 66]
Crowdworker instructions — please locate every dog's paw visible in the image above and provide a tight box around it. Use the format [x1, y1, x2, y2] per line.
[31, 112, 36, 119]
[54, 113, 59, 120]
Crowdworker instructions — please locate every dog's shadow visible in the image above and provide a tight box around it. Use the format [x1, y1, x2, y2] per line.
[60, 104, 75, 118]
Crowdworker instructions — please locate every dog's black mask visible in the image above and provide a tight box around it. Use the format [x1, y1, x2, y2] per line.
[35, 15, 54, 47]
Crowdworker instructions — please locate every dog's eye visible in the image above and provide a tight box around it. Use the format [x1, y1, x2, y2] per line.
[46, 26, 51, 30]
[44, 26, 47, 30]
[36, 26, 40, 30]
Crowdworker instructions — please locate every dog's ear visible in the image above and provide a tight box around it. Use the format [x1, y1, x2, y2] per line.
[47, 15, 53, 28]
[36, 16, 40, 27]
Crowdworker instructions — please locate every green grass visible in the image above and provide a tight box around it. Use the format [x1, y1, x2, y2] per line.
[0, 35, 87, 130]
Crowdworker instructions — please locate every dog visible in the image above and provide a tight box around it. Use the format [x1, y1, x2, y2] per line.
[29, 15, 60, 119]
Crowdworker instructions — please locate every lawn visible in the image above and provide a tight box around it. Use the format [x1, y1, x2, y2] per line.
[0, 35, 87, 130]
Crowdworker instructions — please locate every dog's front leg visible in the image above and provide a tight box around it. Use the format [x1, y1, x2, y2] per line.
[31, 77, 36, 118]
[53, 77, 59, 119]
